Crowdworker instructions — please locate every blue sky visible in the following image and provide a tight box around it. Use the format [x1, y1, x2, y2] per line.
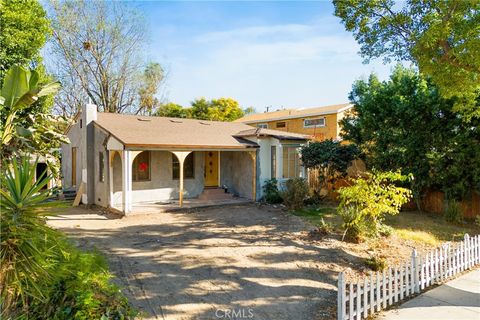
[134, 1, 398, 112]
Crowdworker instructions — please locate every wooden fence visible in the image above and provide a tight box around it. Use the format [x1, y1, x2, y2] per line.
[337, 234, 480, 320]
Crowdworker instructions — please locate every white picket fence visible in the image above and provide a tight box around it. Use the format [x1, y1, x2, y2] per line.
[337, 234, 480, 320]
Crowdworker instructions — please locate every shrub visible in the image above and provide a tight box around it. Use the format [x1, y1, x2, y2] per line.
[444, 200, 463, 224]
[337, 205, 366, 242]
[28, 240, 136, 319]
[377, 224, 394, 237]
[1, 157, 136, 319]
[475, 215, 480, 227]
[281, 178, 308, 210]
[337, 170, 412, 241]
[365, 255, 387, 271]
[262, 178, 283, 204]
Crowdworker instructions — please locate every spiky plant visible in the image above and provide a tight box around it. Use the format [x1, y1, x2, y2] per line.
[0, 157, 62, 316]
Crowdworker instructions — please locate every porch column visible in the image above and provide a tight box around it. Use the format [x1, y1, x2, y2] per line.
[171, 151, 192, 207]
[122, 150, 132, 214]
[108, 151, 114, 208]
[249, 150, 257, 201]
[276, 144, 283, 180]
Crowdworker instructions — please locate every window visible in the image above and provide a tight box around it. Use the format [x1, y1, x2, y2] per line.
[71, 147, 77, 185]
[98, 152, 105, 182]
[132, 151, 150, 181]
[271, 146, 276, 178]
[276, 122, 286, 128]
[304, 117, 326, 128]
[257, 123, 268, 129]
[282, 146, 301, 179]
[172, 153, 195, 179]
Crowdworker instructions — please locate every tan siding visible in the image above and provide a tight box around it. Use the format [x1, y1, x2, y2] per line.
[252, 113, 340, 141]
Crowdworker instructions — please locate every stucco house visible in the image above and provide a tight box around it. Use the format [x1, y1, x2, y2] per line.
[235, 103, 353, 141]
[61, 104, 308, 214]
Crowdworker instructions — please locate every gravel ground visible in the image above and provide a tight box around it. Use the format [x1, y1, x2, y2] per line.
[48, 204, 362, 320]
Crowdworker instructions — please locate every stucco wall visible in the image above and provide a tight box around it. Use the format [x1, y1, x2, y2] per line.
[220, 151, 254, 200]
[111, 151, 204, 206]
[61, 121, 83, 190]
[93, 126, 108, 207]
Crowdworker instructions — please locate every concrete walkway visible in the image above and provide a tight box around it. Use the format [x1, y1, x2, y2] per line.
[379, 269, 480, 320]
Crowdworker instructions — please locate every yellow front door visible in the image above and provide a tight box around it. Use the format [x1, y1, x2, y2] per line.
[204, 151, 219, 187]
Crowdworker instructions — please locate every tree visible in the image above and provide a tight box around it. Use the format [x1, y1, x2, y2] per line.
[340, 65, 480, 204]
[156, 102, 189, 118]
[0, 66, 67, 166]
[333, 0, 480, 119]
[190, 97, 245, 121]
[155, 97, 246, 121]
[0, 0, 51, 83]
[47, 0, 163, 116]
[138, 62, 165, 115]
[300, 139, 359, 194]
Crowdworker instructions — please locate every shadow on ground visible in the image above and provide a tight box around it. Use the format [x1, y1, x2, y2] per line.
[49, 204, 363, 320]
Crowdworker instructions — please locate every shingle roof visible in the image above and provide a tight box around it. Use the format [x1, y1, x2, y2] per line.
[233, 128, 308, 141]
[235, 103, 353, 123]
[94, 113, 308, 149]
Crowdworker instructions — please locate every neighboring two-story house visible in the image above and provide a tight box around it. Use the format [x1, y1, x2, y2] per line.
[235, 103, 353, 141]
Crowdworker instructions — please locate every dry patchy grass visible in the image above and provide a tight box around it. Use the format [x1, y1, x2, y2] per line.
[292, 206, 480, 280]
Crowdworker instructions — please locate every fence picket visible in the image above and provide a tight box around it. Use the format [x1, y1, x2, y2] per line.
[363, 277, 368, 318]
[438, 247, 444, 281]
[338, 273, 346, 320]
[430, 251, 435, 284]
[394, 266, 399, 302]
[404, 262, 410, 297]
[387, 268, 392, 306]
[419, 255, 424, 290]
[375, 272, 381, 312]
[399, 265, 404, 300]
[382, 270, 387, 308]
[464, 237, 468, 269]
[349, 283, 353, 320]
[337, 234, 479, 320]
[356, 281, 361, 320]
[370, 273, 374, 315]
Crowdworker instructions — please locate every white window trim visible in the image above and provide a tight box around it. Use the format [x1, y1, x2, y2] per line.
[257, 123, 268, 129]
[303, 117, 326, 128]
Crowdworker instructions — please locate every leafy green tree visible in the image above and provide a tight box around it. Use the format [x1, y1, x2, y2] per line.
[190, 97, 245, 121]
[300, 139, 359, 195]
[0, 0, 51, 83]
[340, 66, 480, 204]
[155, 97, 246, 121]
[156, 102, 189, 118]
[138, 62, 165, 115]
[333, 0, 480, 118]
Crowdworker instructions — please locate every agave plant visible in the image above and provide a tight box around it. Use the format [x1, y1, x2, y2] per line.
[0, 157, 63, 315]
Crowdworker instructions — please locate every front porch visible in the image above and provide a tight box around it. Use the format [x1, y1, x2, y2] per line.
[106, 143, 257, 214]
[129, 196, 252, 214]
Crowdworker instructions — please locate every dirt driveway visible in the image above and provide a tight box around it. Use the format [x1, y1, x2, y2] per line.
[48, 204, 358, 320]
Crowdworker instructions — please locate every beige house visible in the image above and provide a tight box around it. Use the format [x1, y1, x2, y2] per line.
[61, 104, 308, 214]
[235, 103, 353, 141]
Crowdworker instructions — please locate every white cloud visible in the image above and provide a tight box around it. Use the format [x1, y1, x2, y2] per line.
[154, 17, 395, 110]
